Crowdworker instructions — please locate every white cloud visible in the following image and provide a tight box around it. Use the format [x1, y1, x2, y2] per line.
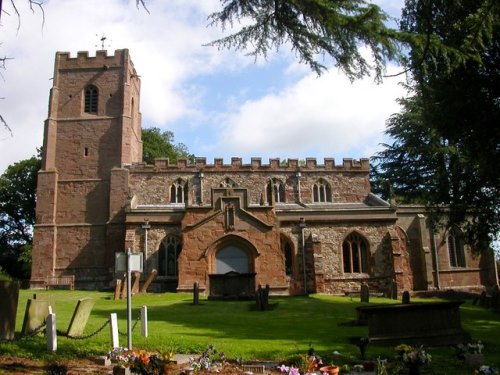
[209, 65, 405, 162]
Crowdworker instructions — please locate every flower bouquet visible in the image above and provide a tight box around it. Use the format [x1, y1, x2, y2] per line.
[395, 344, 431, 375]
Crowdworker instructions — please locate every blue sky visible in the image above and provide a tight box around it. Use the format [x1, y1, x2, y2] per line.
[0, 0, 405, 173]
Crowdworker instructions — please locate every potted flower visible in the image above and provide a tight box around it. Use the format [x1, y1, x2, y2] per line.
[107, 347, 172, 375]
[395, 344, 431, 375]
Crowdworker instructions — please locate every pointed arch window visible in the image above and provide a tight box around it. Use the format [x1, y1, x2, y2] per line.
[447, 227, 466, 268]
[342, 232, 369, 273]
[84, 85, 98, 113]
[158, 235, 181, 277]
[313, 179, 332, 202]
[266, 178, 285, 205]
[170, 178, 186, 203]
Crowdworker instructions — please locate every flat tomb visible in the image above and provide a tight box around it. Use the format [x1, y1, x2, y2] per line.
[356, 300, 470, 346]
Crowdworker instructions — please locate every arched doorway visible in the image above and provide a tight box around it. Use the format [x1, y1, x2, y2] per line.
[208, 236, 257, 299]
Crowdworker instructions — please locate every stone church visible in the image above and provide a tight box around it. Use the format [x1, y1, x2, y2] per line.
[30, 49, 497, 296]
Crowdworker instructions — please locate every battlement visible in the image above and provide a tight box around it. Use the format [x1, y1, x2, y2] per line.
[129, 157, 370, 172]
[55, 49, 132, 70]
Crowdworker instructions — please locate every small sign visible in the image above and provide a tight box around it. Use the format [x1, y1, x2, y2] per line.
[115, 252, 143, 273]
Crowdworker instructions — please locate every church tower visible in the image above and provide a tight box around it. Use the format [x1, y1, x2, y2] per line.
[31, 49, 142, 288]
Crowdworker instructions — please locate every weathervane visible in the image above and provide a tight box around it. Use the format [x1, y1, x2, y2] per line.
[95, 34, 112, 50]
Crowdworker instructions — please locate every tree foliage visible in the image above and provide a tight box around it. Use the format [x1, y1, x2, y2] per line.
[206, 0, 400, 80]
[142, 127, 194, 165]
[372, 0, 500, 250]
[0, 154, 40, 279]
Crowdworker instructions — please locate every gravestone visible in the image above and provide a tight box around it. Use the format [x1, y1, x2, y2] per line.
[22, 299, 49, 335]
[360, 283, 370, 303]
[0, 280, 20, 340]
[140, 269, 158, 293]
[402, 291, 411, 304]
[193, 282, 200, 305]
[255, 284, 270, 311]
[387, 280, 398, 300]
[66, 297, 95, 337]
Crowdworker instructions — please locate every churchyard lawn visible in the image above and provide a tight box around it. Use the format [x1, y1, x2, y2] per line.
[0, 290, 499, 374]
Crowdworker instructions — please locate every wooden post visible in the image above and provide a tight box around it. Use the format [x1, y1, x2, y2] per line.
[140, 269, 157, 293]
[114, 279, 122, 300]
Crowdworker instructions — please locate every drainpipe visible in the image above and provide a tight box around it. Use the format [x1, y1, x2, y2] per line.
[142, 219, 151, 272]
[432, 233, 440, 290]
[299, 217, 307, 296]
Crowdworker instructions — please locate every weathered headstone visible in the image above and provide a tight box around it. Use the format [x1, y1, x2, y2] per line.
[263, 284, 270, 310]
[255, 284, 270, 311]
[0, 280, 20, 340]
[140, 269, 158, 293]
[255, 285, 263, 310]
[402, 291, 411, 304]
[114, 279, 122, 300]
[387, 280, 398, 300]
[132, 272, 141, 295]
[193, 282, 199, 305]
[360, 283, 370, 303]
[21, 299, 49, 335]
[66, 297, 95, 337]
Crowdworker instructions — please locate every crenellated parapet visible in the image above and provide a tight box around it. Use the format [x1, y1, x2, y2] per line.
[55, 49, 132, 69]
[129, 157, 370, 172]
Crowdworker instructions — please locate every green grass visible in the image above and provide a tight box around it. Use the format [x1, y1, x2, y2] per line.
[1, 290, 499, 374]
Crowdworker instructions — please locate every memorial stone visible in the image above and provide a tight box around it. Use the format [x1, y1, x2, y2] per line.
[0, 280, 20, 340]
[66, 298, 95, 337]
[193, 282, 200, 305]
[360, 283, 370, 303]
[21, 299, 49, 335]
[402, 291, 411, 304]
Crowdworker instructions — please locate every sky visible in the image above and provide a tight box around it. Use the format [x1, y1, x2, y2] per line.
[0, 0, 406, 173]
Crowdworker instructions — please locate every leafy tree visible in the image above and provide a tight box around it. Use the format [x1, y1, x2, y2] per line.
[142, 127, 194, 165]
[0, 154, 40, 279]
[372, 0, 500, 250]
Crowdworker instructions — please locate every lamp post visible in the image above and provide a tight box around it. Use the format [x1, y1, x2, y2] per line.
[299, 217, 307, 296]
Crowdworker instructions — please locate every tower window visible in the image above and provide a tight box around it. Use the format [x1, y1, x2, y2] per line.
[84, 85, 98, 113]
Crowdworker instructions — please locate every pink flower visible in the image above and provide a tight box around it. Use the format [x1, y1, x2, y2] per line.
[278, 364, 290, 373]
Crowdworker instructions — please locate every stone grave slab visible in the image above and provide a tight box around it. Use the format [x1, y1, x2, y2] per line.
[357, 300, 470, 346]
[0, 281, 20, 340]
[66, 297, 95, 337]
[21, 299, 49, 335]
